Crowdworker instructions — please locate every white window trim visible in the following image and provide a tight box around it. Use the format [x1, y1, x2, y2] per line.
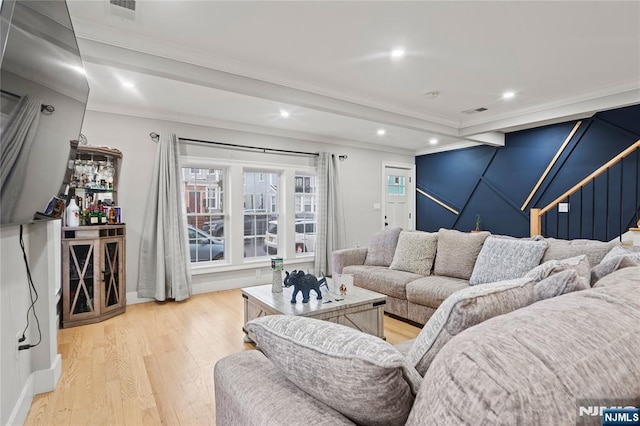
[182, 156, 315, 272]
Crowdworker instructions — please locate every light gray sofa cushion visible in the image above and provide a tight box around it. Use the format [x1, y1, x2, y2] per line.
[592, 266, 640, 288]
[601, 244, 640, 262]
[364, 227, 402, 267]
[433, 228, 490, 280]
[350, 267, 421, 299]
[332, 247, 368, 275]
[245, 315, 421, 426]
[390, 231, 438, 276]
[590, 253, 640, 285]
[542, 237, 619, 266]
[406, 277, 535, 376]
[524, 254, 590, 283]
[469, 236, 548, 285]
[406, 275, 470, 309]
[405, 279, 640, 426]
[214, 350, 356, 426]
[534, 269, 588, 302]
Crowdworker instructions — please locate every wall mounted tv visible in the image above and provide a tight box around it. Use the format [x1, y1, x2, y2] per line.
[0, 0, 89, 226]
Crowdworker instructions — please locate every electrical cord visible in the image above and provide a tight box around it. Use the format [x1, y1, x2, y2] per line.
[18, 225, 42, 351]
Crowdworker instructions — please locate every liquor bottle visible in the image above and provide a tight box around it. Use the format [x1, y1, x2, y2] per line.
[89, 207, 99, 225]
[66, 198, 80, 227]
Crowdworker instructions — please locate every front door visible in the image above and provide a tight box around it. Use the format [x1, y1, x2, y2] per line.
[384, 166, 412, 229]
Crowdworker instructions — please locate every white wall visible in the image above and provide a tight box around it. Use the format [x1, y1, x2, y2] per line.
[0, 221, 61, 425]
[79, 110, 415, 297]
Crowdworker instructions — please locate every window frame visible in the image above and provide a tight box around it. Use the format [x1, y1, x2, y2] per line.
[181, 156, 316, 275]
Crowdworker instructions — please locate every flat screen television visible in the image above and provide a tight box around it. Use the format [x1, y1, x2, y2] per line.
[0, 0, 89, 226]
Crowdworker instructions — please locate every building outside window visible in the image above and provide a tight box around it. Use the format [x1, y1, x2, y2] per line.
[244, 170, 279, 258]
[293, 174, 316, 255]
[182, 167, 225, 262]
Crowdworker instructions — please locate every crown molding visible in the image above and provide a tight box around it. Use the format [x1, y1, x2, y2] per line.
[85, 102, 417, 157]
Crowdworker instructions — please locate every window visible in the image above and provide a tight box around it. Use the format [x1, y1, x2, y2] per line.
[244, 170, 279, 258]
[182, 167, 225, 262]
[181, 159, 316, 268]
[293, 174, 316, 255]
[387, 175, 406, 196]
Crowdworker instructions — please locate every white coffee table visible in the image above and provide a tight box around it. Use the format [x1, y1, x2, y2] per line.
[242, 283, 387, 342]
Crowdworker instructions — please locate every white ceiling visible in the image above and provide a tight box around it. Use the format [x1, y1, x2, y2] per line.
[67, 1, 640, 155]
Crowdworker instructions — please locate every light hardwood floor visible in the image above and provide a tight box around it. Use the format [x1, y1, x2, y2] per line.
[25, 289, 421, 425]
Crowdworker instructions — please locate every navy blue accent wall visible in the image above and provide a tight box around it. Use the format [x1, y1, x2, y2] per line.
[416, 104, 640, 240]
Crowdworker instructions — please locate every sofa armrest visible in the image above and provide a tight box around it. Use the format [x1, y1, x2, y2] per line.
[332, 247, 368, 275]
[214, 350, 355, 426]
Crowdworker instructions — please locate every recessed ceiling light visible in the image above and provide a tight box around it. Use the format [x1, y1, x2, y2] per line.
[280, 110, 290, 118]
[122, 81, 135, 88]
[424, 91, 440, 100]
[430, 138, 438, 145]
[390, 48, 405, 59]
[502, 91, 515, 99]
[377, 129, 386, 136]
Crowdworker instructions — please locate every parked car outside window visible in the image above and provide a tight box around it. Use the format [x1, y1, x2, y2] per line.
[264, 219, 316, 255]
[188, 225, 224, 262]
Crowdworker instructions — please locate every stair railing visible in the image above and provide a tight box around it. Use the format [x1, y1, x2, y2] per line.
[530, 139, 640, 238]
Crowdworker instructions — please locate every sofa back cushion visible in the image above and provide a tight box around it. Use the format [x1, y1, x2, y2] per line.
[364, 227, 402, 267]
[433, 229, 490, 279]
[390, 231, 438, 276]
[542, 237, 619, 266]
[469, 236, 548, 285]
[406, 277, 535, 376]
[405, 279, 640, 426]
[246, 315, 421, 426]
[524, 254, 590, 283]
[533, 269, 588, 301]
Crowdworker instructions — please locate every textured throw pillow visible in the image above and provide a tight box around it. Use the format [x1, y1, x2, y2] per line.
[534, 269, 588, 302]
[364, 227, 402, 267]
[406, 277, 535, 376]
[591, 253, 640, 285]
[524, 254, 591, 283]
[390, 231, 438, 276]
[433, 229, 490, 280]
[246, 315, 422, 426]
[469, 236, 548, 285]
[601, 245, 640, 263]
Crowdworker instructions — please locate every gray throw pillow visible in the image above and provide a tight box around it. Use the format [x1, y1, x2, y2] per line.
[469, 236, 548, 285]
[542, 237, 619, 266]
[591, 253, 640, 285]
[364, 227, 402, 267]
[524, 254, 590, 283]
[534, 269, 588, 302]
[406, 277, 535, 376]
[390, 231, 438, 276]
[433, 229, 490, 280]
[601, 245, 640, 263]
[246, 315, 422, 426]
[592, 266, 640, 288]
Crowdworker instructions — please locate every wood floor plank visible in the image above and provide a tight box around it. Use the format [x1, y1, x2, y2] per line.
[24, 288, 421, 425]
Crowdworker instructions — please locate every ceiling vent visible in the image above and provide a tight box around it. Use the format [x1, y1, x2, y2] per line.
[461, 107, 488, 115]
[109, 0, 136, 20]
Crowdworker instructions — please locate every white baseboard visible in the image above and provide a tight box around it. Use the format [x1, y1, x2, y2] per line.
[6, 356, 61, 426]
[125, 273, 300, 305]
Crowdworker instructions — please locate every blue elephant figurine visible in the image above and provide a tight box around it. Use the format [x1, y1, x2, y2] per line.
[283, 270, 326, 303]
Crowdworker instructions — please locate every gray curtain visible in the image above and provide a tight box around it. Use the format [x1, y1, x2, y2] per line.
[314, 152, 346, 276]
[0, 95, 41, 223]
[138, 132, 192, 301]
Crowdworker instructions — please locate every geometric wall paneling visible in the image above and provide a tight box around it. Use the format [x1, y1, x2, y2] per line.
[415, 104, 640, 240]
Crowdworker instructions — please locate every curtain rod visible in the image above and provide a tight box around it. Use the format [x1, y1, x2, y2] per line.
[0, 89, 55, 113]
[149, 132, 347, 160]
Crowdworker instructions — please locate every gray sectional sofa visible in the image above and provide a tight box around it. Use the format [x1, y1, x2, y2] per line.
[332, 227, 621, 324]
[214, 265, 640, 425]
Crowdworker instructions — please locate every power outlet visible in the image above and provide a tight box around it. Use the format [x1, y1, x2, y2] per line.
[15, 332, 21, 360]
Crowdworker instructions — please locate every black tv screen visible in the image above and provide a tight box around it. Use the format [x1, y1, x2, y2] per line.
[0, 0, 89, 226]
